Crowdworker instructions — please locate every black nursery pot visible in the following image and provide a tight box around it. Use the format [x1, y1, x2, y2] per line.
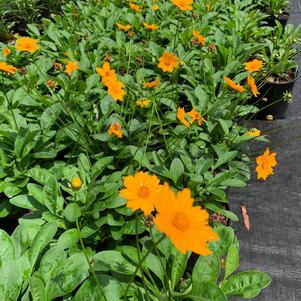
[265, 11, 290, 28]
[252, 72, 298, 120]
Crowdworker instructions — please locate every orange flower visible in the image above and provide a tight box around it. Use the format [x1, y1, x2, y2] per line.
[15, 37, 40, 53]
[0, 62, 17, 74]
[106, 79, 125, 102]
[224, 77, 245, 93]
[247, 128, 261, 137]
[247, 75, 260, 97]
[256, 148, 277, 180]
[152, 4, 159, 10]
[187, 108, 206, 126]
[172, 0, 193, 10]
[136, 98, 151, 108]
[192, 30, 206, 46]
[65, 61, 79, 76]
[158, 51, 179, 73]
[177, 107, 190, 127]
[130, 3, 141, 12]
[96, 62, 117, 86]
[108, 122, 123, 138]
[245, 59, 263, 73]
[2, 48, 11, 56]
[144, 78, 160, 88]
[154, 183, 218, 255]
[143, 22, 159, 30]
[116, 22, 132, 31]
[120, 171, 161, 215]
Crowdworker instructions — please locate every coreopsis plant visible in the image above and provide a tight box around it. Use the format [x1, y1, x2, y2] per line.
[0, 0, 276, 299]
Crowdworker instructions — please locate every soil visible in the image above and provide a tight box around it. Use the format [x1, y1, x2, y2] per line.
[267, 69, 296, 84]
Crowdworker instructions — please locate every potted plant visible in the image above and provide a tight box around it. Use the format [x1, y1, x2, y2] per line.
[255, 0, 290, 28]
[251, 23, 301, 119]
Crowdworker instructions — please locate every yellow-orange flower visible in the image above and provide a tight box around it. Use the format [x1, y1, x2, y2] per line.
[106, 79, 125, 102]
[108, 122, 123, 138]
[247, 128, 261, 137]
[143, 22, 159, 30]
[0, 62, 17, 74]
[245, 59, 263, 73]
[120, 171, 161, 215]
[177, 107, 191, 127]
[248, 75, 260, 97]
[256, 148, 277, 180]
[130, 3, 141, 12]
[96, 62, 117, 86]
[158, 51, 179, 73]
[154, 183, 218, 255]
[224, 77, 245, 93]
[2, 48, 11, 56]
[116, 22, 132, 31]
[172, 0, 193, 10]
[136, 98, 151, 108]
[152, 4, 159, 10]
[187, 108, 206, 126]
[15, 37, 40, 53]
[144, 78, 160, 88]
[71, 177, 82, 190]
[65, 61, 79, 76]
[192, 30, 206, 46]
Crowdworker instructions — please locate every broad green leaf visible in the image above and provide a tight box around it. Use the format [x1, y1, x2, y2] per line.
[209, 225, 235, 257]
[45, 253, 89, 299]
[57, 229, 79, 249]
[10, 194, 45, 210]
[28, 222, 58, 267]
[221, 271, 271, 297]
[192, 253, 220, 286]
[0, 230, 15, 266]
[11, 225, 29, 259]
[0, 261, 22, 301]
[189, 282, 227, 301]
[170, 158, 185, 184]
[64, 203, 81, 222]
[93, 250, 136, 274]
[224, 238, 239, 279]
[171, 251, 190, 289]
[30, 273, 46, 301]
[73, 274, 124, 301]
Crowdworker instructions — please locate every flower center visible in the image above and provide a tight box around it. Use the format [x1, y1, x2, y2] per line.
[138, 185, 150, 198]
[172, 212, 190, 231]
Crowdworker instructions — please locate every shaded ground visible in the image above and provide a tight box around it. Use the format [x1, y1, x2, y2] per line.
[230, 1, 301, 300]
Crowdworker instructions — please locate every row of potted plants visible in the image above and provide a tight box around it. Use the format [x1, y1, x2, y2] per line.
[0, 0, 297, 300]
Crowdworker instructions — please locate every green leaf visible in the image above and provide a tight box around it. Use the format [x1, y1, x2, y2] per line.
[90, 156, 114, 182]
[57, 229, 79, 249]
[28, 222, 58, 267]
[45, 253, 89, 300]
[27, 184, 45, 206]
[170, 158, 185, 184]
[0, 229, 15, 265]
[73, 274, 124, 301]
[93, 250, 136, 274]
[171, 250, 190, 289]
[40, 103, 62, 130]
[86, 74, 100, 91]
[30, 273, 46, 301]
[214, 151, 238, 169]
[0, 261, 22, 301]
[64, 203, 81, 222]
[221, 271, 271, 297]
[192, 254, 220, 286]
[10, 194, 45, 211]
[189, 282, 227, 301]
[224, 238, 239, 279]
[204, 203, 239, 221]
[209, 225, 235, 257]
[11, 225, 29, 259]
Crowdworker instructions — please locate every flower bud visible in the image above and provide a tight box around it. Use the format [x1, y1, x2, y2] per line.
[266, 115, 273, 121]
[71, 177, 82, 190]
